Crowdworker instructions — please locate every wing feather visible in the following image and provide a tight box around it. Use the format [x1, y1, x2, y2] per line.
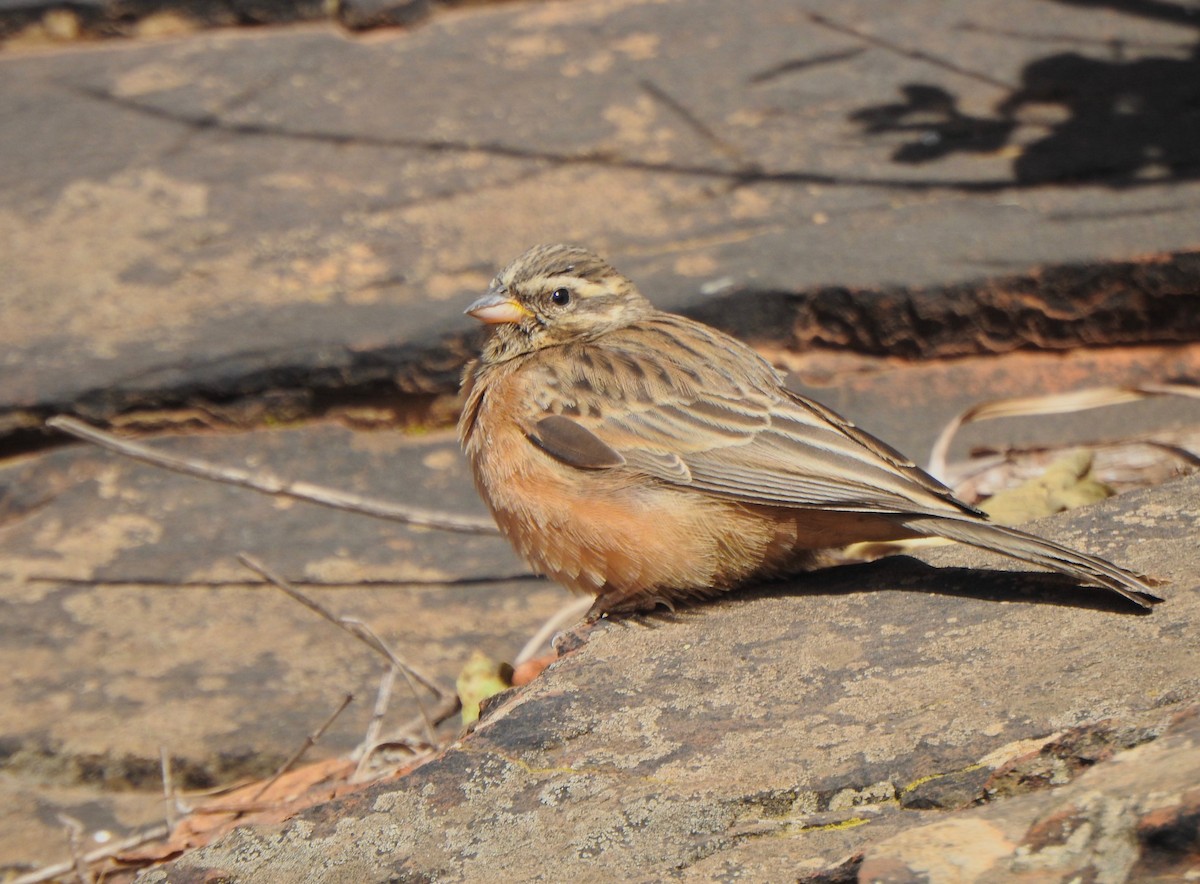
[518, 313, 979, 518]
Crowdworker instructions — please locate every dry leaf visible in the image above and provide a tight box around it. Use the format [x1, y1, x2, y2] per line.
[457, 650, 514, 726]
[117, 757, 356, 863]
[979, 450, 1113, 525]
[512, 652, 555, 686]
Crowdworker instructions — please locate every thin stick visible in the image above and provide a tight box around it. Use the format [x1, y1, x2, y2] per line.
[357, 665, 399, 759]
[27, 572, 539, 589]
[353, 693, 462, 783]
[46, 415, 498, 535]
[249, 693, 355, 803]
[927, 383, 1200, 480]
[514, 597, 593, 666]
[388, 694, 462, 744]
[352, 666, 401, 782]
[236, 556, 443, 697]
[238, 554, 444, 744]
[340, 617, 441, 745]
[10, 824, 171, 884]
[340, 617, 443, 698]
[55, 814, 89, 884]
[159, 747, 177, 830]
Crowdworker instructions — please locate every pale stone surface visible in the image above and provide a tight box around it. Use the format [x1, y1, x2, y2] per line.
[146, 476, 1200, 881]
[3, 0, 1200, 876]
[0, 425, 558, 872]
[858, 708, 1200, 882]
[3, 0, 1199, 429]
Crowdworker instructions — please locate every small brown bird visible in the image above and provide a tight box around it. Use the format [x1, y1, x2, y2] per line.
[459, 244, 1160, 617]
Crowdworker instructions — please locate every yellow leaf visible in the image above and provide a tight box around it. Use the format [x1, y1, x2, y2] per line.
[980, 451, 1112, 526]
[456, 651, 513, 726]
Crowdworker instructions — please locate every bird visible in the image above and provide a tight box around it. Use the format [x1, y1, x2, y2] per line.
[458, 243, 1162, 618]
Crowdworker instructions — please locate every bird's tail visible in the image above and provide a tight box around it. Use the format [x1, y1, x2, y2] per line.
[897, 515, 1163, 609]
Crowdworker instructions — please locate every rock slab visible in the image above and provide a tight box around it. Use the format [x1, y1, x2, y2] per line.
[146, 475, 1200, 881]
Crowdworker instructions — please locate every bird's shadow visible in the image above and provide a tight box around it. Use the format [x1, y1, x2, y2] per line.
[608, 556, 1159, 629]
[758, 557, 1160, 613]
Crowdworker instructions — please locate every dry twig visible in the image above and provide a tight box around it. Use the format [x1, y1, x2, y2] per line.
[27, 572, 538, 588]
[249, 693, 355, 803]
[237, 553, 447, 745]
[10, 824, 172, 884]
[159, 747, 180, 830]
[56, 814, 89, 884]
[352, 693, 462, 783]
[514, 596, 593, 666]
[927, 383, 1200, 481]
[358, 665, 398, 759]
[46, 415, 498, 535]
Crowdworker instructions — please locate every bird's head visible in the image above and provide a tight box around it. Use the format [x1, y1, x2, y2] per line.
[465, 244, 653, 362]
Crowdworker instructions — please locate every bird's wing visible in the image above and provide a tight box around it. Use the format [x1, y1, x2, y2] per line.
[519, 315, 978, 518]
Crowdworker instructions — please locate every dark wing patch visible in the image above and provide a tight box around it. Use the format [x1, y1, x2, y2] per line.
[528, 414, 626, 470]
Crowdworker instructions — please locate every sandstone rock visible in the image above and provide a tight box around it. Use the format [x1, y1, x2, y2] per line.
[144, 475, 1200, 881]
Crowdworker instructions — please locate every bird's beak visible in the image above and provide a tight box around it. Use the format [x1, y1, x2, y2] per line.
[465, 291, 532, 325]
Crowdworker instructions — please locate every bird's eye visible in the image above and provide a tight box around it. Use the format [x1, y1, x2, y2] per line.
[550, 288, 571, 306]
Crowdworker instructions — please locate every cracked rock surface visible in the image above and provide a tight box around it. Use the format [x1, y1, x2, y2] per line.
[4, 0, 1200, 434]
[146, 475, 1200, 881]
[4, 0, 1200, 877]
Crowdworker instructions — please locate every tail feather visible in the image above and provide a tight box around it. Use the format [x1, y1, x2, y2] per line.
[898, 515, 1162, 609]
